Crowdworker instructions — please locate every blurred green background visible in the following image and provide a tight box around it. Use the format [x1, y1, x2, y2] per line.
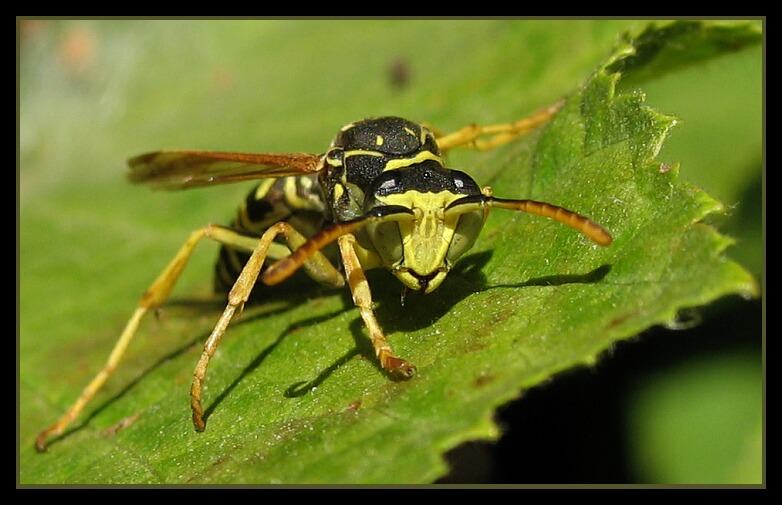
[18, 19, 762, 484]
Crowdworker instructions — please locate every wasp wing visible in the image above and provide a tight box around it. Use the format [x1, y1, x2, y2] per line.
[127, 150, 324, 190]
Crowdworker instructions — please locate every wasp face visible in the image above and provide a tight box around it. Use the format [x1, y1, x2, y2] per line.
[362, 161, 486, 293]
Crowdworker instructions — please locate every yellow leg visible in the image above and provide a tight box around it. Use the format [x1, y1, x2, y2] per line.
[35, 220, 343, 450]
[189, 221, 344, 431]
[257, 210, 417, 378]
[338, 234, 416, 379]
[435, 99, 565, 152]
[35, 307, 147, 452]
[35, 224, 258, 451]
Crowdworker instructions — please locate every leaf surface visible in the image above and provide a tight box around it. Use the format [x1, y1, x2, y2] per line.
[19, 19, 760, 484]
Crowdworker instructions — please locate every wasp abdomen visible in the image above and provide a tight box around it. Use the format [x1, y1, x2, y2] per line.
[213, 175, 328, 293]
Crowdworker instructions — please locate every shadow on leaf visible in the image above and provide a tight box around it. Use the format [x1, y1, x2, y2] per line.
[42, 287, 319, 449]
[280, 254, 613, 395]
[202, 301, 354, 420]
[41, 254, 611, 448]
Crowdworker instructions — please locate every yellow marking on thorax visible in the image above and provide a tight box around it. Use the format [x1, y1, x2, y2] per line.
[382, 150, 443, 172]
[343, 149, 384, 161]
[332, 183, 344, 201]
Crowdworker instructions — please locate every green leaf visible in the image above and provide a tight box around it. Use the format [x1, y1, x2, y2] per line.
[607, 20, 763, 88]
[19, 20, 760, 484]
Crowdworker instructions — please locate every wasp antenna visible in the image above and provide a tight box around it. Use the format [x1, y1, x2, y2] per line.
[489, 198, 612, 246]
[261, 205, 414, 286]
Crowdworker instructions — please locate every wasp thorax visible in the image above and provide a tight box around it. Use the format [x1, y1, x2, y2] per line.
[322, 117, 442, 225]
[334, 116, 440, 157]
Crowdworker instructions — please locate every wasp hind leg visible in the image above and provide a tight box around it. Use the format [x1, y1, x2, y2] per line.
[34, 224, 263, 451]
[435, 99, 565, 153]
[35, 222, 342, 450]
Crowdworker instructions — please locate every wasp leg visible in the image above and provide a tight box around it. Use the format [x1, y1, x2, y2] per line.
[34, 224, 268, 451]
[190, 221, 344, 431]
[436, 99, 565, 152]
[35, 221, 343, 450]
[257, 208, 416, 379]
[338, 234, 416, 379]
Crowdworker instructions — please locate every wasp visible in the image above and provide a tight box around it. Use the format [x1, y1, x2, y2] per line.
[35, 104, 612, 451]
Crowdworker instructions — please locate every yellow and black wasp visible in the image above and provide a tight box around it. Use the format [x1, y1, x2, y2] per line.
[36, 104, 612, 451]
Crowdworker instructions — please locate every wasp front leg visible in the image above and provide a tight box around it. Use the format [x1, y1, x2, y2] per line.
[435, 98, 565, 153]
[260, 227, 415, 379]
[338, 234, 416, 379]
